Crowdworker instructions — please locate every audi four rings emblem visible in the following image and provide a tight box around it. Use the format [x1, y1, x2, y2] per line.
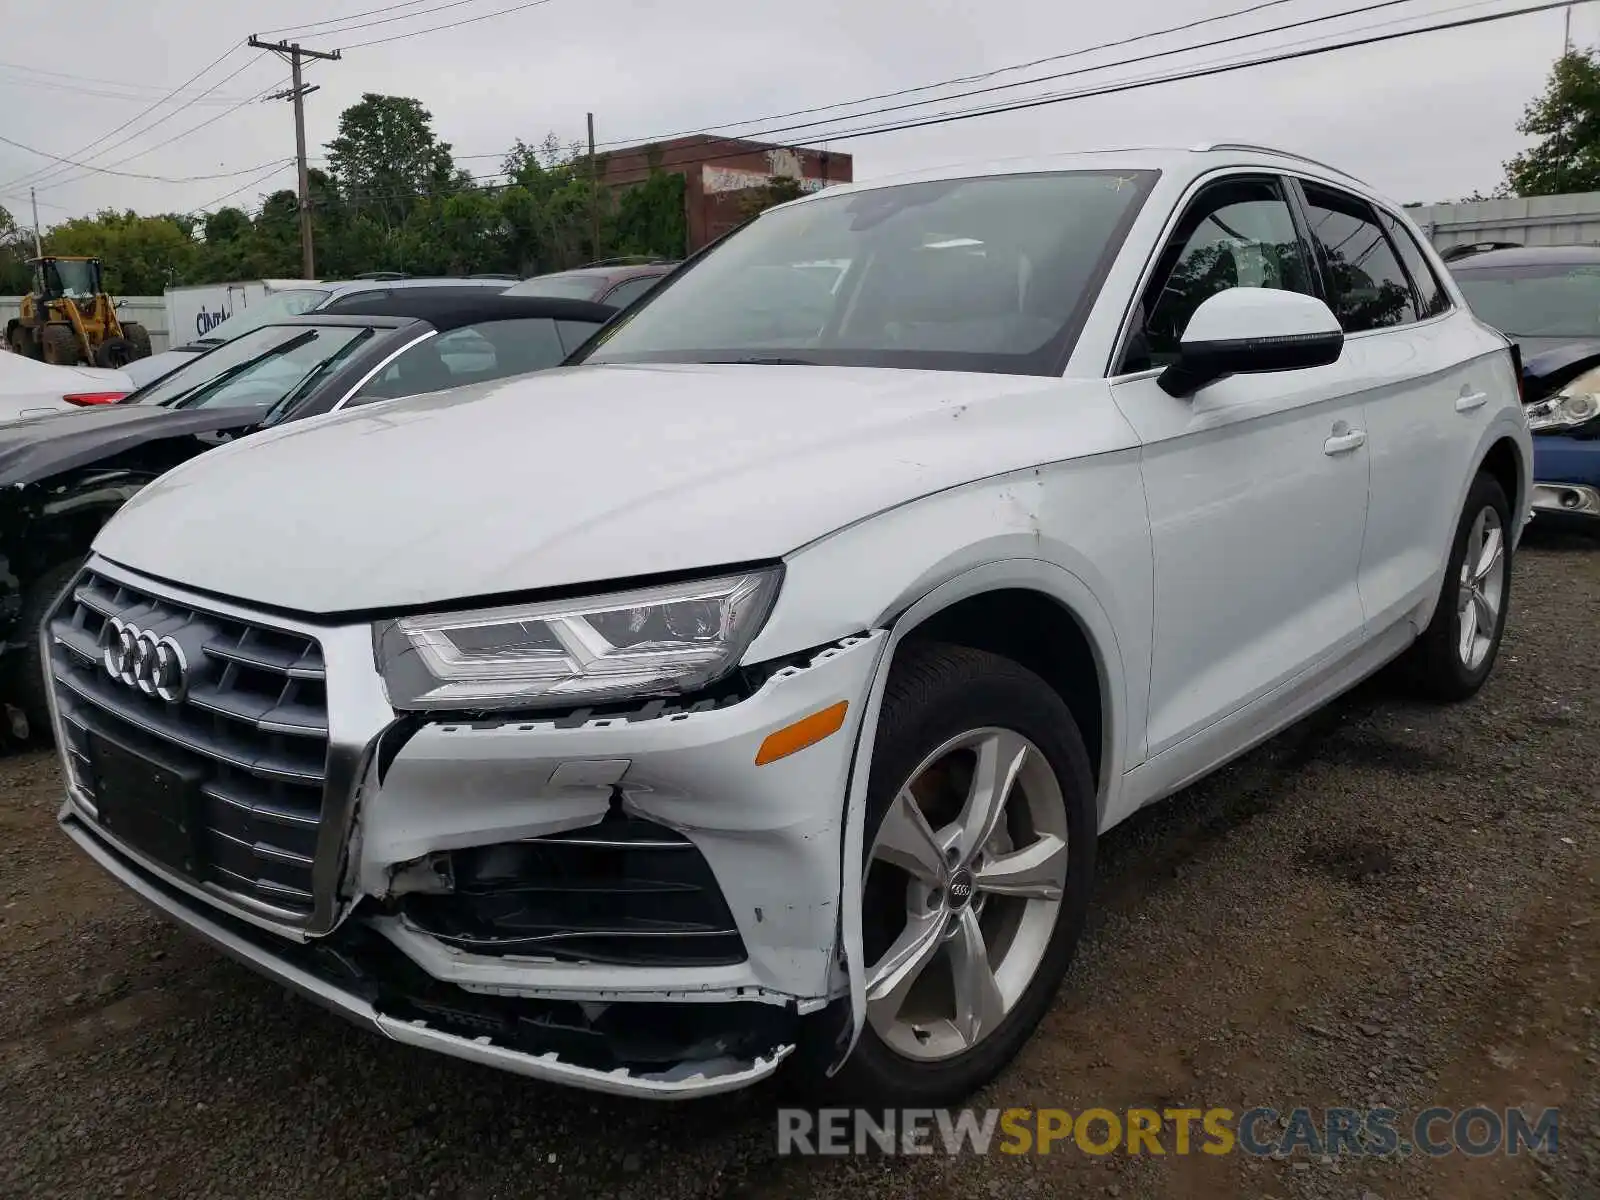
[102, 618, 188, 702]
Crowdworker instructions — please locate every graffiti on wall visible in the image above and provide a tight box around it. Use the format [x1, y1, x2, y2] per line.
[702, 148, 834, 195]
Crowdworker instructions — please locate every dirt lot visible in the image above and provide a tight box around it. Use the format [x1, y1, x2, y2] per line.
[2, 536, 1596, 1200]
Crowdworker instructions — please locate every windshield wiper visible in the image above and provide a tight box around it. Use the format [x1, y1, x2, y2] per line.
[702, 355, 820, 366]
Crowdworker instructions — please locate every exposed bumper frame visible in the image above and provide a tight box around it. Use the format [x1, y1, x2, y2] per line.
[60, 808, 794, 1099]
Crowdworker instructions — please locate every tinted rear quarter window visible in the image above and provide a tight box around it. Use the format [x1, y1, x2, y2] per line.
[1300, 183, 1418, 332]
[1377, 211, 1451, 317]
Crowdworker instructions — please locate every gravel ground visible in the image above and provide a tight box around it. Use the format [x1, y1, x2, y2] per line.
[2, 535, 1596, 1200]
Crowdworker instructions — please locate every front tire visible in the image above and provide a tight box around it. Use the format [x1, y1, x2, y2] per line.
[827, 642, 1097, 1106]
[9, 559, 82, 744]
[1404, 471, 1514, 702]
[120, 321, 152, 359]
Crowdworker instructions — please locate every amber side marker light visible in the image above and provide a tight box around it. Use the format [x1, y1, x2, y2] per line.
[755, 700, 850, 766]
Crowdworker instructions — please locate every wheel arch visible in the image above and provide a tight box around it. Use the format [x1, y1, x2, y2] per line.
[829, 558, 1128, 1076]
[1478, 434, 1525, 530]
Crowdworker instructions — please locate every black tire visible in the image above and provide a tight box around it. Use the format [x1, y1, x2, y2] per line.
[9, 559, 82, 744]
[1402, 471, 1514, 703]
[40, 324, 79, 366]
[120, 322, 152, 359]
[94, 336, 138, 368]
[6, 323, 37, 359]
[820, 642, 1097, 1106]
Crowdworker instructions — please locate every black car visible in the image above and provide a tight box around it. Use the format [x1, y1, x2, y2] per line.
[1447, 243, 1600, 361]
[0, 292, 615, 738]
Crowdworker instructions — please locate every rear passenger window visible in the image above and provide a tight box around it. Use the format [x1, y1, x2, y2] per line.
[1299, 184, 1419, 332]
[1123, 177, 1315, 372]
[348, 318, 568, 405]
[1377, 210, 1451, 318]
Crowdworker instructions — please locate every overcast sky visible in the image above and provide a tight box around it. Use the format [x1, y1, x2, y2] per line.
[0, 0, 1575, 229]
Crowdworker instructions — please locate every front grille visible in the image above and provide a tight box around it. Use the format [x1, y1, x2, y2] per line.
[401, 816, 747, 966]
[48, 569, 330, 918]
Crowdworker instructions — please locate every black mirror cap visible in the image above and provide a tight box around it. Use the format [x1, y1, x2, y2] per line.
[1157, 328, 1345, 398]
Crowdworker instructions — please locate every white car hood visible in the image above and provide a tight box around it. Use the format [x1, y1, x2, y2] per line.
[96, 363, 1129, 614]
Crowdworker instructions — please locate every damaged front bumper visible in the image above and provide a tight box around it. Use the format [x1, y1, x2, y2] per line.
[51, 558, 887, 1097]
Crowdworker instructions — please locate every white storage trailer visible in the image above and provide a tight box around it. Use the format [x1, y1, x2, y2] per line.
[163, 280, 313, 351]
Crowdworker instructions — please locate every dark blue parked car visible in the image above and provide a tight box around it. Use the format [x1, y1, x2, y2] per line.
[1450, 245, 1600, 530]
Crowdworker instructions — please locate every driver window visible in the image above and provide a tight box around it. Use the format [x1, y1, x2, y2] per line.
[1122, 178, 1315, 373]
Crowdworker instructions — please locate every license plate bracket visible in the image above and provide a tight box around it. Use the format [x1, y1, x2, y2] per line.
[88, 733, 202, 877]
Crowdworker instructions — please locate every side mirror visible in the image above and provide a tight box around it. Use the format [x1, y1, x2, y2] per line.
[1157, 287, 1344, 398]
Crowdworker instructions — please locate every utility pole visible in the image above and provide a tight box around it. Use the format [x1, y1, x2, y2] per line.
[587, 111, 600, 259]
[29, 187, 41, 257]
[248, 35, 341, 279]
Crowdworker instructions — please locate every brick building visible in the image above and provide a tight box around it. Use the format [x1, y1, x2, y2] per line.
[599, 135, 854, 251]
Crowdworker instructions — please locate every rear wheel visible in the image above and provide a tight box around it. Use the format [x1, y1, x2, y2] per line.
[824, 643, 1097, 1105]
[40, 324, 79, 366]
[6, 324, 38, 359]
[1403, 471, 1513, 702]
[94, 336, 139, 368]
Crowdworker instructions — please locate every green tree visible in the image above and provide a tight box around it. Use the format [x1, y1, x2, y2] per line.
[43, 210, 195, 293]
[0, 204, 31, 293]
[327, 93, 460, 229]
[1503, 49, 1600, 196]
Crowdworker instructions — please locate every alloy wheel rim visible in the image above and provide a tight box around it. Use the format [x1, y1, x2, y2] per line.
[862, 727, 1068, 1062]
[1456, 505, 1506, 671]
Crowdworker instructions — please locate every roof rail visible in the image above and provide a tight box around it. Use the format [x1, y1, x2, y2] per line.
[1437, 241, 1522, 263]
[580, 255, 670, 268]
[350, 270, 411, 280]
[1190, 142, 1367, 185]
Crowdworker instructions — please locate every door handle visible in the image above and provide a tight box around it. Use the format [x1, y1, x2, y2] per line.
[1455, 390, 1488, 412]
[1324, 429, 1367, 455]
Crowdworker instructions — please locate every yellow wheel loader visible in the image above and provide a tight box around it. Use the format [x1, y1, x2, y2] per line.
[4, 256, 151, 368]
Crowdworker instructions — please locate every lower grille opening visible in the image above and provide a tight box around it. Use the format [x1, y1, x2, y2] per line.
[398, 816, 747, 967]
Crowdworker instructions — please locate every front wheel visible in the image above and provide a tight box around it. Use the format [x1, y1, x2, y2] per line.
[826, 642, 1097, 1106]
[94, 336, 139, 368]
[1403, 471, 1514, 702]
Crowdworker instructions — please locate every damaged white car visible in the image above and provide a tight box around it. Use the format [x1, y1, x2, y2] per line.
[49, 144, 1529, 1103]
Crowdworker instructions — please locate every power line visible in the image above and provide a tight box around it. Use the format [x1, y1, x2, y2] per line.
[0, 62, 255, 104]
[608, 0, 1440, 154]
[33, 73, 293, 193]
[269, 0, 521, 40]
[0, 43, 252, 193]
[410, 0, 1449, 170]
[330, 0, 1573, 203]
[0, 132, 290, 184]
[191, 160, 300, 214]
[593, 0, 1314, 150]
[341, 0, 558, 48]
[258, 0, 440, 36]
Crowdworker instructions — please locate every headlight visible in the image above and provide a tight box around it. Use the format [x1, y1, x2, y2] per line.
[373, 567, 782, 712]
[1527, 366, 1600, 433]
[1527, 390, 1600, 432]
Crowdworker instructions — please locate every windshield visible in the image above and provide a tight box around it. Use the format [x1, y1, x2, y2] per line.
[1453, 264, 1600, 339]
[503, 274, 605, 301]
[189, 288, 330, 345]
[579, 170, 1158, 375]
[44, 259, 96, 299]
[126, 323, 371, 412]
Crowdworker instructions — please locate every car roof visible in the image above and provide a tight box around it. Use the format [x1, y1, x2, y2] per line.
[1447, 244, 1600, 270]
[274, 292, 618, 331]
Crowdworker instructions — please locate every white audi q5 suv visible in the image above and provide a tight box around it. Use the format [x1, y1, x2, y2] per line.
[48, 143, 1530, 1104]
